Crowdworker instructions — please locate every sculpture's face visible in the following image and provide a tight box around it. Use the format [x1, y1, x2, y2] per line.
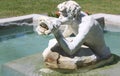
[34, 16, 52, 35]
[57, 0, 81, 19]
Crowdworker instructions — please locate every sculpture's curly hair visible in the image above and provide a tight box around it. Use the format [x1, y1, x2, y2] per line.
[57, 0, 81, 19]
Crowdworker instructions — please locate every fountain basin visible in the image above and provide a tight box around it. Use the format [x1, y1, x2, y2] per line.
[1, 13, 120, 76]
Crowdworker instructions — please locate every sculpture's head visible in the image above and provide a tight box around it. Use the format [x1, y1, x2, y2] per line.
[57, 0, 81, 19]
[33, 16, 51, 35]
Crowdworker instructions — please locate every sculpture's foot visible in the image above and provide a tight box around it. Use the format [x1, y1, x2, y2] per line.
[76, 54, 113, 68]
[75, 55, 97, 68]
[71, 55, 114, 73]
[93, 55, 114, 68]
[44, 50, 77, 69]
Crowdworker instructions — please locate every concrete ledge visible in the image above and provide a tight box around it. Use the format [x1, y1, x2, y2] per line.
[91, 13, 120, 32]
[0, 13, 120, 31]
[0, 14, 45, 26]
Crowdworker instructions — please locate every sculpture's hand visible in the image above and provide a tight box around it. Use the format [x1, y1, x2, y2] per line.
[45, 19, 61, 33]
[35, 24, 51, 35]
[34, 16, 61, 35]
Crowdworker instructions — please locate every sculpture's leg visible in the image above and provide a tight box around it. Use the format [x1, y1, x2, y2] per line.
[54, 45, 97, 69]
[58, 54, 97, 69]
[43, 49, 59, 68]
[43, 47, 77, 69]
[43, 39, 98, 69]
[75, 55, 97, 68]
[42, 39, 60, 68]
[43, 38, 98, 69]
[43, 46, 98, 69]
[43, 48, 77, 69]
[42, 39, 77, 69]
[43, 47, 113, 70]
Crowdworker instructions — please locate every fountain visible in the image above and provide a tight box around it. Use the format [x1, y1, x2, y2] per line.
[0, 1, 120, 76]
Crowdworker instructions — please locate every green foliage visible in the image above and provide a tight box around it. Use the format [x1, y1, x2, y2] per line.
[0, 0, 119, 18]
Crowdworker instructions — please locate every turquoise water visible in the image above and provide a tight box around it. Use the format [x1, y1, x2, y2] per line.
[0, 26, 53, 76]
[104, 31, 120, 56]
[0, 26, 120, 76]
[0, 33, 53, 63]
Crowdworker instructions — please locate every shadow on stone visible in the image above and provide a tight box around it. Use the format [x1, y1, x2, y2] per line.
[100, 54, 120, 67]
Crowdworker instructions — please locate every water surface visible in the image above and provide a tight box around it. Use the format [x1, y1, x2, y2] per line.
[0, 26, 53, 76]
[0, 26, 120, 76]
[104, 31, 120, 56]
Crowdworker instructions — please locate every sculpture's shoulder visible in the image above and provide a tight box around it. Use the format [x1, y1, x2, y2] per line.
[80, 16, 95, 28]
[82, 16, 94, 23]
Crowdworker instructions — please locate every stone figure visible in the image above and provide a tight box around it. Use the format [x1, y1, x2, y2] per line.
[34, 0, 113, 71]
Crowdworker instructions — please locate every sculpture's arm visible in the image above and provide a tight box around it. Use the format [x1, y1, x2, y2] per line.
[53, 16, 94, 55]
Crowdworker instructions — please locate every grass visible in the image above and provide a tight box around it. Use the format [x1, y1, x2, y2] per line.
[0, 0, 120, 18]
